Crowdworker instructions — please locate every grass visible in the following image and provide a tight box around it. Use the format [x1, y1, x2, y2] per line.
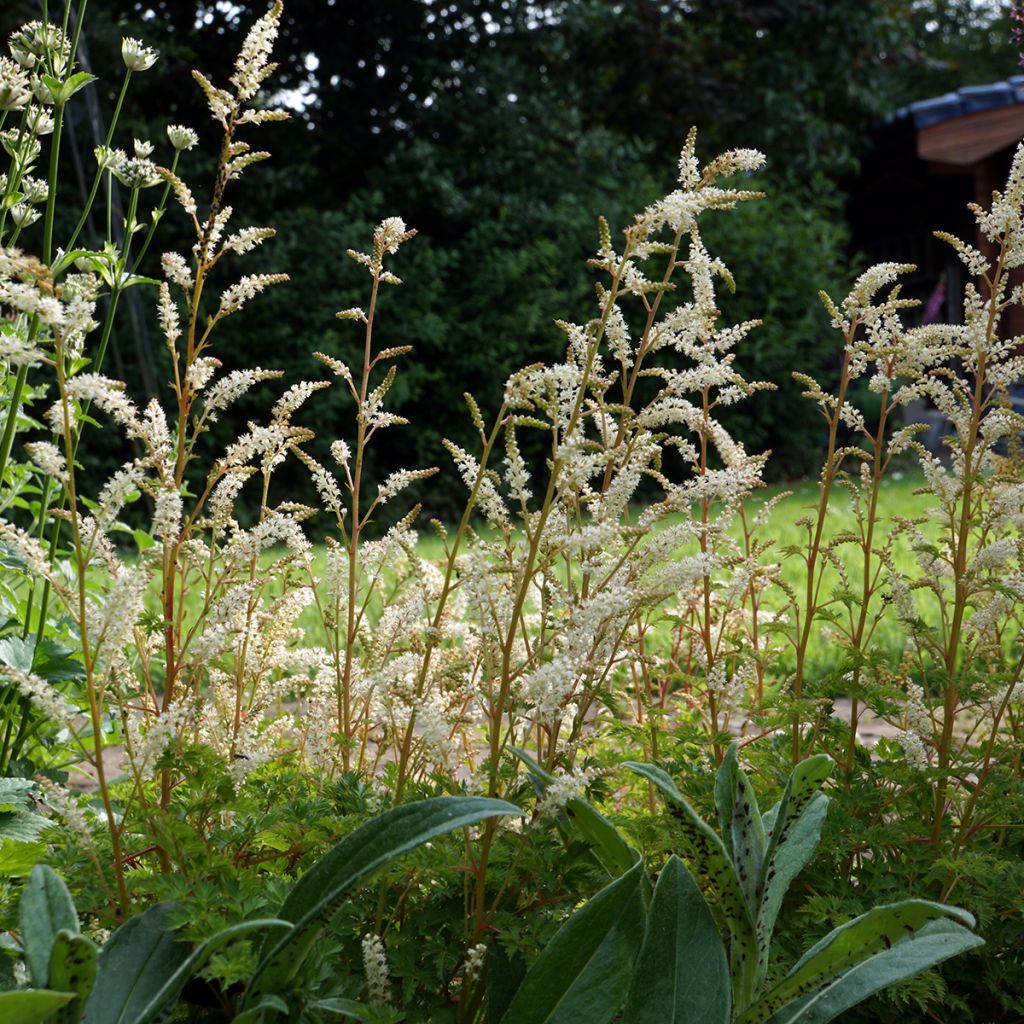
[161, 467, 936, 695]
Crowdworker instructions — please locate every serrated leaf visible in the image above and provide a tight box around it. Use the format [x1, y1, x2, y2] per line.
[622, 856, 730, 1024]
[20, 865, 79, 987]
[500, 861, 647, 1024]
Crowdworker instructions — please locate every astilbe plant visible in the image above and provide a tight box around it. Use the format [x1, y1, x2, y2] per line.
[0, 1, 1021, 1019]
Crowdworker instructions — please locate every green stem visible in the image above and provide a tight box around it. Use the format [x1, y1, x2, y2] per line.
[65, 69, 131, 254]
[42, 102, 66, 265]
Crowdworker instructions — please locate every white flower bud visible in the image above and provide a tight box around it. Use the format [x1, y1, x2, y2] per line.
[121, 37, 158, 73]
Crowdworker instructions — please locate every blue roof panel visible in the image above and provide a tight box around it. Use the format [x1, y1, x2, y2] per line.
[890, 78, 1024, 128]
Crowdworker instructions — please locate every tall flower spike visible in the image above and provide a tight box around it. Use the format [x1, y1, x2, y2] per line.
[230, 1, 283, 102]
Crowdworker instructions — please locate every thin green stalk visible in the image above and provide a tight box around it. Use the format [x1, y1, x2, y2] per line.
[42, 102, 66, 264]
[65, 69, 131, 254]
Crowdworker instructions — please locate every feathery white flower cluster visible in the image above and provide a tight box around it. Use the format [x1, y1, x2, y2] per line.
[361, 933, 391, 1006]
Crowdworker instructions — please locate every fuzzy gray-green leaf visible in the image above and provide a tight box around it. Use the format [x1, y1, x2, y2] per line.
[762, 919, 983, 1024]
[622, 855, 730, 1024]
[244, 797, 521, 1009]
[83, 903, 191, 1024]
[511, 746, 638, 877]
[756, 791, 828, 980]
[625, 762, 755, 948]
[19, 864, 79, 988]
[48, 929, 97, 1024]
[500, 860, 647, 1024]
[736, 900, 977, 1024]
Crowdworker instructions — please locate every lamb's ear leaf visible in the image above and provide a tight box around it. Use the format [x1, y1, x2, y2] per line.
[499, 861, 647, 1024]
[82, 902, 190, 1024]
[760, 920, 983, 1024]
[19, 864, 79, 988]
[736, 901, 978, 1024]
[715, 743, 765, 913]
[625, 762, 755, 947]
[622, 855, 730, 1024]
[48, 929, 97, 1024]
[242, 797, 522, 1010]
[759, 755, 832, 897]
[756, 792, 828, 982]
[0, 990, 75, 1024]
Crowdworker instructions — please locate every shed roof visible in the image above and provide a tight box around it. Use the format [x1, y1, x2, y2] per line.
[891, 78, 1024, 166]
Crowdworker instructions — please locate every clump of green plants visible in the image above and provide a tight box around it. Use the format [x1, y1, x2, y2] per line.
[0, 2, 1021, 1021]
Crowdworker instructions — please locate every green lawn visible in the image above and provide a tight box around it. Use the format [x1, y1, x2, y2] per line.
[275, 469, 935, 681]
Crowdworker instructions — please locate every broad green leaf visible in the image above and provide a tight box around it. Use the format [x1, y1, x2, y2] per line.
[0, 839, 46, 876]
[231, 996, 290, 1024]
[308, 997, 371, 1019]
[500, 860, 647, 1024]
[756, 792, 828, 981]
[758, 756, 832, 902]
[488, 942, 526, 1024]
[49, 929, 98, 1024]
[763, 919, 984, 1024]
[510, 746, 638, 877]
[129, 918, 288, 1024]
[622, 856, 730, 1024]
[736, 900, 977, 1024]
[0, 990, 75, 1023]
[83, 903, 191, 1024]
[243, 797, 522, 1009]
[625, 763, 755, 947]
[20, 865, 79, 987]
[715, 744, 765, 913]
[0, 778, 37, 814]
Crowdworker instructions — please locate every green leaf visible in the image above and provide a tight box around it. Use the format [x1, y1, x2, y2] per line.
[0, 990, 75, 1023]
[736, 900, 978, 1024]
[51, 248, 102, 277]
[756, 792, 828, 980]
[622, 855, 730, 1024]
[758, 755, 832, 901]
[44, 71, 96, 103]
[0, 809, 51, 844]
[231, 996, 291, 1024]
[0, 778, 37, 813]
[625, 762, 755, 950]
[715, 743, 765, 913]
[243, 797, 522, 1009]
[762, 920, 984, 1024]
[83, 903, 191, 1024]
[20, 865, 79, 987]
[0, 635, 35, 672]
[510, 747, 638, 877]
[0, 839, 46, 876]
[500, 860, 647, 1024]
[48, 929, 98, 1024]
[128, 918, 288, 1024]
[308, 997, 371, 1019]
